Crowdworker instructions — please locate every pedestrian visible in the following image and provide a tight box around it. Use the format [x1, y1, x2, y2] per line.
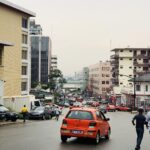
[21, 105, 28, 123]
[55, 107, 60, 121]
[132, 108, 148, 150]
[146, 110, 150, 134]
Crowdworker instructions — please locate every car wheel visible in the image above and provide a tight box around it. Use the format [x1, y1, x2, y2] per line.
[105, 128, 111, 140]
[61, 135, 67, 143]
[94, 132, 100, 144]
[11, 118, 17, 122]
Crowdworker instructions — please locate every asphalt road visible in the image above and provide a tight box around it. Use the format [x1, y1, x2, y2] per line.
[0, 109, 149, 150]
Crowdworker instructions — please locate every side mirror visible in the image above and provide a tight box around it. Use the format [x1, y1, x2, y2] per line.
[105, 118, 110, 121]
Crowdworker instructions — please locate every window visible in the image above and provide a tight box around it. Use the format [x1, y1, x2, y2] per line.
[120, 58, 123, 60]
[120, 50, 123, 52]
[22, 18, 28, 28]
[136, 85, 141, 91]
[21, 82, 27, 91]
[129, 50, 132, 52]
[102, 74, 105, 77]
[102, 81, 105, 84]
[145, 85, 148, 92]
[141, 50, 146, 55]
[106, 81, 109, 84]
[22, 34, 28, 44]
[22, 50, 27, 59]
[66, 110, 93, 120]
[0, 49, 3, 65]
[129, 67, 132, 69]
[102, 87, 106, 91]
[143, 59, 149, 63]
[120, 66, 123, 69]
[129, 58, 132, 60]
[143, 67, 148, 71]
[106, 74, 110, 77]
[22, 66, 27, 75]
[120, 82, 123, 85]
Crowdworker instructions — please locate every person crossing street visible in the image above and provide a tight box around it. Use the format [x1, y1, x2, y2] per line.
[21, 105, 28, 123]
[132, 108, 148, 150]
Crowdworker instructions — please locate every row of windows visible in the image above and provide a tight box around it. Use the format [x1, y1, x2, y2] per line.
[120, 58, 150, 63]
[102, 67, 110, 71]
[120, 50, 150, 56]
[102, 74, 110, 77]
[136, 85, 149, 92]
[102, 81, 110, 84]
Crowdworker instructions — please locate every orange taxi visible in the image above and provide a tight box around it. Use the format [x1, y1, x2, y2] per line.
[60, 107, 111, 144]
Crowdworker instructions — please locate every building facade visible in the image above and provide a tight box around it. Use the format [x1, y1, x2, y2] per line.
[0, 0, 35, 96]
[30, 20, 51, 88]
[88, 61, 112, 97]
[51, 55, 57, 70]
[111, 48, 150, 106]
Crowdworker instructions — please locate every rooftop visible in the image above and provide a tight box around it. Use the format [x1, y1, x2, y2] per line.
[0, 0, 36, 17]
[111, 48, 150, 52]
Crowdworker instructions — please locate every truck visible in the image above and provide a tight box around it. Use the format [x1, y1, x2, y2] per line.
[2, 95, 41, 112]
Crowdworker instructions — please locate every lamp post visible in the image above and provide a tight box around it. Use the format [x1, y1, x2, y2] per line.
[119, 74, 136, 110]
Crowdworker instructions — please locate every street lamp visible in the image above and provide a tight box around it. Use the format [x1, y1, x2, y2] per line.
[119, 74, 136, 110]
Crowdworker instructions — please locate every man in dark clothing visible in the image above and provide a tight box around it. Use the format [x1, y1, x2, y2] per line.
[132, 108, 148, 150]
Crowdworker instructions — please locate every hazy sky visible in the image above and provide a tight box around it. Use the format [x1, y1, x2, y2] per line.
[8, 0, 150, 75]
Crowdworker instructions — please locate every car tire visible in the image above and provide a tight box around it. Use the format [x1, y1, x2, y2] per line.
[94, 132, 100, 144]
[105, 128, 111, 140]
[11, 118, 17, 122]
[61, 135, 67, 143]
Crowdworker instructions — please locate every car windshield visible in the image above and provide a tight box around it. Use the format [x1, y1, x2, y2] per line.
[33, 107, 44, 111]
[0, 106, 9, 111]
[66, 110, 93, 120]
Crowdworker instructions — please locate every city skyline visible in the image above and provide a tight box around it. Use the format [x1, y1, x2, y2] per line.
[8, 0, 150, 76]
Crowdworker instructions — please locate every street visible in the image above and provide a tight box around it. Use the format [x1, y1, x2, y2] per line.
[0, 110, 149, 150]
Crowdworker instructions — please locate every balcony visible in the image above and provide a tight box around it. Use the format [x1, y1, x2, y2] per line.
[133, 55, 150, 59]
[110, 54, 119, 59]
[134, 62, 150, 67]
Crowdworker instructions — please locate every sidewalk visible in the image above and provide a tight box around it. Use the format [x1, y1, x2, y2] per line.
[0, 120, 28, 127]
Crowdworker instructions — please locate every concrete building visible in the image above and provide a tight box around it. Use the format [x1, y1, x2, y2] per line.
[88, 61, 112, 98]
[51, 55, 57, 70]
[30, 20, 51, 88]
[111, 48, 150, 106]
[0, 0, 35, 96]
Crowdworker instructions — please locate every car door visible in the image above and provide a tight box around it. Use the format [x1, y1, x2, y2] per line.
[99, 111, 109, 136]
[96, 111, 105, 136]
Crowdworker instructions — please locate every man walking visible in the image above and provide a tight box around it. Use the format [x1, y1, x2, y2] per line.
[21, 105, 28, 123]
[146, 110, 150, 134]
[132, 108, 148, 150]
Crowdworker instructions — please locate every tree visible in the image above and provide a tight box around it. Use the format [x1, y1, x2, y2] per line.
[48, 69, 63, 92]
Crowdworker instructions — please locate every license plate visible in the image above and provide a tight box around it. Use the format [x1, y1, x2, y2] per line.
[72, 130, 83, 134]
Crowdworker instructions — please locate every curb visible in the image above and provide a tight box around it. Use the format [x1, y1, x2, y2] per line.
[0, 120, 29, 127]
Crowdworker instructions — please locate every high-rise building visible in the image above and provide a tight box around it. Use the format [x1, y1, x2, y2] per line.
[51, 55, 57, 70]
[88, 61, 112, 97]
[111, 48, 150, 105]
[30, 20, 51, 88]
[0, 0, 35, 96]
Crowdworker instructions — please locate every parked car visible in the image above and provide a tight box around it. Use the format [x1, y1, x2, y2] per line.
[115, 105, 131, 111]
[0, 105, 18, 122]
[60, 107, 111, 144]
[28, 106, 52, 120]
[106, 104, 116, 112]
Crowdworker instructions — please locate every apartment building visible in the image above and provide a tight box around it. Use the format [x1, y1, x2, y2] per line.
[88, 61, 112, 97]
[0, 0, 35, 96]
[30, 20, 51, 88]
[111, 48, 150, 106]
[51, 55, 57, 70]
